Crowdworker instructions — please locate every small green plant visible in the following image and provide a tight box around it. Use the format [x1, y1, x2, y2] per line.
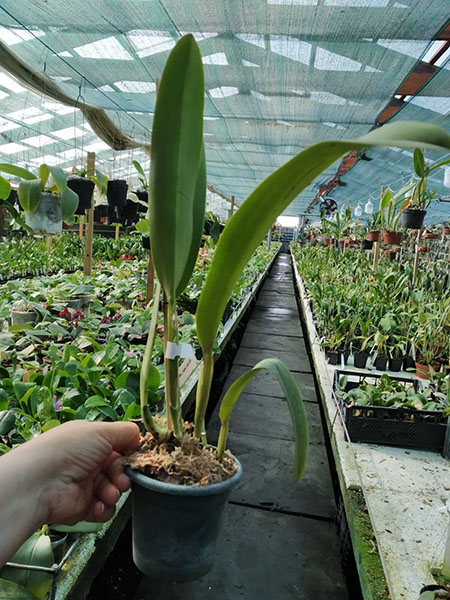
[403, 148, 450, 211]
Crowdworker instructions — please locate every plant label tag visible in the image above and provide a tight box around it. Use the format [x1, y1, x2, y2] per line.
[166, 341, 195, 360]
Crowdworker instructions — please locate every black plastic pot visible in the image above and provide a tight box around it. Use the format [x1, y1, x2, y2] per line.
[375, 356, 388, 371]
[126, 459, 242, 582]
[354, 351, 369, 369]
[389, 357, 403, 372]
[142, 236, 151, 250]
[94, 205, 108, 222]
[361, 239, 373, 250]
[50, 532, 68, 564]
[107, 180, 128, 207]
[6, 188, 18, 207]
[120, 199, 138, 224]
[325, 350, 339, 365]
[401, 208, 426, 229]
[67, 177, 94, 215]
[135, 189, 148, 213]
[403, 355, 415, 372]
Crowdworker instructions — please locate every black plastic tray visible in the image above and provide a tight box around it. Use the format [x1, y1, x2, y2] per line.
[333, 369, 448, 452]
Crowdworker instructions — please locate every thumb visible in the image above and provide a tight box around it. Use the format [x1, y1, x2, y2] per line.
[96, 421, 141, 454]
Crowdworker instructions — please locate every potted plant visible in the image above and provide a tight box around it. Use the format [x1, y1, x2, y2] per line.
[367, 210, 381, 242]
[380, 188, 406, 245]
[121, 35, 450, 583]
[10, 303, 36, 326]
[422, 230, 439, 239]
[401, 148, 450, 229]
[0, 163, 79, 234]
[107, 179, 128, 207]
[67, 167, 108, 215]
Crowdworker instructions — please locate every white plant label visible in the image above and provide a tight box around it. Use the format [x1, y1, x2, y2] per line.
[166, 341, 196, 360]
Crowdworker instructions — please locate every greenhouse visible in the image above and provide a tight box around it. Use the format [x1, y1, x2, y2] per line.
[0, 1, 449, 599]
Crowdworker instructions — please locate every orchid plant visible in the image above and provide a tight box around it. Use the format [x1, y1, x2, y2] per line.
[137, 33, 450, 480]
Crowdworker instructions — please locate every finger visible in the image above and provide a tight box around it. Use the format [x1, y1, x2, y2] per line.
[94, 472, 120, 506]
[84, 498, 116, 523]
[104, 453, 131, 493]
[96, 422, 140, 454]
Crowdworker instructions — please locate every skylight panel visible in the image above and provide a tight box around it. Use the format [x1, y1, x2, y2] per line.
[114, 80, 156, 93]
[236, 34, 266, 49]
[421, 40, 446, 63]
[242, 59, 260, 68]
[51, 126, 85, 140]
[0, 118, 20, 133]
[314, 48, 362, 71]
[434, 48, 450, 68]
[204, 116, 219, 120]
[376, 40, 428, 59]
[410, 96, 450, 115]
[84, 141, 110, 153]
[270, 36, 311, 65]
[325, 0, 388, 5]
[209, 86, 239, 98]
[74, 36, 132, 60]
[0, 90, 9, 100]
[0, 72, 25, 93]
[180, 32, 218, 42]
[98, 85, 115, 92]
[30, 155, 64, 166]
[22, 134, 54, 148]
[203, 53, 229, 66]
[58, 148, 84, 160]
[6, 106, 41, 120]
[310, 91, 347, 104]
[42, 101, 76, 115]
[250, 90, 271, 101]
[268, 0, 318, 3]
[127, 30, 175, 58]
[0, 26, 45, 46]
[0, 142, 28, 155]
[24, 114, 54, 125]
[50, 76, 71, 82]
[57, 51, 72, 58]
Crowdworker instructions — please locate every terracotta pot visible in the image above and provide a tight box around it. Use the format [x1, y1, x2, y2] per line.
[444, 227, 450, 235]
[383, 231, 402, 245]
[415, 362, 430, 380]
[338, 239, 345, 248]
[384, 250, 397, 260]
[411, 229, 419, 235]
[368, 230, 380, 242]
[417, 246, 428, 253]
[423, 232, 439, 239]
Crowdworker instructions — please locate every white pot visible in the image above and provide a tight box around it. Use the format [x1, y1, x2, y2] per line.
[25, 192, 62, 234]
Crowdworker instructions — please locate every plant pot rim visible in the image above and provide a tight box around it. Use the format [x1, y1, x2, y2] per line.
[126, 454, 242, 496]
[11, 308, 34, 314]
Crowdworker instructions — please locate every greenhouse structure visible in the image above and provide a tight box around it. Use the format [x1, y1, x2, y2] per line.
[0, 1, 449, 599]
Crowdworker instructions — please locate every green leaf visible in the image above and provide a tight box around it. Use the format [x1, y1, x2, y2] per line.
[38, 164, 50, 189]
[218, 358, 309, 481]
[0, 411, 15, 435]
[60, 186, 79, 221]
[413, 148, 425, 178]
[84, 396, 108, 409]
[149, 34, 205, 302]
[0, 579, 37, 599]
[0, 389, 8, 411]
[36, 387, 57, 424]
[0, 175, 11, 200]
[132, 160, 145, 178]
[42, 419, 60, 432]
[52, 521, 103, 534]
[196, 121, 450, 352]
[18, 179, 42, 213]
[135, 219, 150, 235]
[47, 166, 66, 193]
[0, 533, 53, 599]
[0, 164, 35, 180]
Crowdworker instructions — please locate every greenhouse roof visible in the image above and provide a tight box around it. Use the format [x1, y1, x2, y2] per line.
[0, 1, 448, 221]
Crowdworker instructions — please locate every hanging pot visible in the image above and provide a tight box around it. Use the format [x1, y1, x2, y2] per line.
[25, 192, 62, 234]
[6, 188, 18, 207]
[383, 231, 402, 245]
[401, 208, 426, 229]
[135, 189, 148, 214]
[94, 205, 108, 222]
[107, 180, 128, 207]
[142, 236, 151, 250]
[361, 239, 373, 250]
[126, 459, 242, 582]
[368, 230, 380, 242]
[67, 177, 95, 215]
[120, 199, 138, 224]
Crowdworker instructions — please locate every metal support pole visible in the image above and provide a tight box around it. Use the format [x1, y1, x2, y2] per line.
[83, 152, 95, 276]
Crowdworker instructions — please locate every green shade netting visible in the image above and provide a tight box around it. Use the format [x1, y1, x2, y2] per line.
[0, 0, 448, 217]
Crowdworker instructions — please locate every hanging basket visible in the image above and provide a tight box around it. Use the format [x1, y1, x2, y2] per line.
[25, 192, 62, 234]
[135, 189, 148, 214]
[67, 177, 95, 214]
[107, 180, 128, 207]
[368, 230, 380, 242]
[401, 209, 426, 229]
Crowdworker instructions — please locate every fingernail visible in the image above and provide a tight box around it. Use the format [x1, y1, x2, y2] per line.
[98, 501, 105, 514]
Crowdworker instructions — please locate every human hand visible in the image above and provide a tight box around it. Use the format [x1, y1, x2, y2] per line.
[7, 420, 140, 527]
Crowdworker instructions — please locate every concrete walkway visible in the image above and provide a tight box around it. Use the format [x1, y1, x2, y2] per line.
[137, 253, 349, 599]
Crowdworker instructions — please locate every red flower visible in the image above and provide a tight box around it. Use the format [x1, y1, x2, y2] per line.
[113, 312, 122, 321]
[59, 307, 72, 321]
[101, 315, 111, 324]
[157, 326, 163, 335]
[72, 309, 85, 320]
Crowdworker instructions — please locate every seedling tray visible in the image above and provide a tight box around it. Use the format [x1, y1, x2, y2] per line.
[333, 369, 448, 452]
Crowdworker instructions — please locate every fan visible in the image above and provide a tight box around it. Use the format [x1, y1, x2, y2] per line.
[319, 197, 338, 217]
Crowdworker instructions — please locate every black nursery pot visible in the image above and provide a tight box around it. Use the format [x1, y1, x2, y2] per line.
[107, 180, 128, 207]
[67, 177, 95, 214]
[401, 208, 426, 229]
[7, 188, 18, 206]
[325, 350, 339, 365]
[361, 239, 373, 250]
[389, 357, 403, 372]
[354, 351, 369, 369]
[142, 236, 151, 250]
[375, 356, 388, 371]
[120, 199, 138, 223]
[94, 205, 108, 222]
[126, 460, 242, 582]
[135, 189, 148, 213]
[403, 355, 415, 372]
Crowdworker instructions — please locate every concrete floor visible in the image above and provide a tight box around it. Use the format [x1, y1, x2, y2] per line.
[137, 253, 349, 599]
